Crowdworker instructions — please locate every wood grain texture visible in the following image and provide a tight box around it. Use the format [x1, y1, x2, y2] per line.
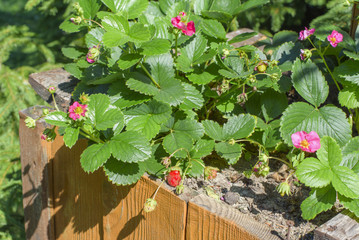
[29, 68, 78, 111]
[314, 211, 359, 240]
[186, 195, 281, 240]
[226, 28, 267, 49]
[19, 106, 55, 240]
[103, 176, 187, 240]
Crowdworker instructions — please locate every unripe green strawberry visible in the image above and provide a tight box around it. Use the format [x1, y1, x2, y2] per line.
[143, 198, 157, 212]
[204, 166, 219, 180]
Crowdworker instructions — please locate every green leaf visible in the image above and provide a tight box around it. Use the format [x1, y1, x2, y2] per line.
[87, 94, 124, 130]
[228, 32, 258, 44]
[63, 127, 79, 149]
[104, 157, 145, 185]
[118, 53, 142, 70]
[300, 185, 336, 220]
[126, 72, 159, 96]
[280, 102, 351, 147]
[190, 138, 215, 159]
[215, 142, 242, 164]
[316, 136, 342, 167]
[108, 81, 151, 109]
[163, 132, 193, 158]
[341, 74, 359, 87]
[203, 120, 224, 141]
[179, 83, 204, 110]
[271, 42, 302, 72]
[339, 194, 359, 218]
[233, 0, 269, 15]
[208, 0, 240, 15]
[44, 112, 69, 127]
[201, 19, 227, 39]
[103, 29, 129, 47]
[296, 157, 332, 188]
[260, 89, 288, 122]
[61, 47, 84, 60]
[147, 53, 174, 83]
[338, 85, 359, 108]
[182, 34, 208, 63]
[79, 0, 101, 19]
[145, 144, 167, 176]
[173, 119, 204, 140]
[332, 166, 359, 198]
[201, 10, 232, 23]
[100, 0, 148, 19]
[187, 69, 217, 85]
[343, 51, 359, 60]
[140, 39, 171, 56]
[291, 59, 329, 107]
[153, 77, 185, 106]
[80, 142, 111, 172]
[189, 159, 205, 177]
[223, 114, 256, 140]
[128, 23, 151, 43]
[341, 137, 359, 174]
[110, 131, 152, 163]
[85, 28, 105, 48]
[102, 14, 129, 32]
[124, 100, 171, 139]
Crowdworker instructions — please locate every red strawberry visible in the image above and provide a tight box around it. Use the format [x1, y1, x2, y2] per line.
[167, 170, 181, 187]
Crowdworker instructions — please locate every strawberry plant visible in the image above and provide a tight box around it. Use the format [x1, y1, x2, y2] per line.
[26, 0, 359, 221]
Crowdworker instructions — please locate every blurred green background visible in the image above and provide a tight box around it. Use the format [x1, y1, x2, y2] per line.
[0, 0, 352, 238]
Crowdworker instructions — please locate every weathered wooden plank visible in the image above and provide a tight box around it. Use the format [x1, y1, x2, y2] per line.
[103, 176, 187, 240]
[314, 211, 359, 240]
[186, 195, 281, 240]
[28, 68, 78, 111]
[19, 106, 55, 240]
[226, 28, 267, 49]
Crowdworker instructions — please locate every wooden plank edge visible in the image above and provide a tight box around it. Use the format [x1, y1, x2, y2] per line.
[188, 194, 282, 240]
[314, 210, 359, 240]
[19, 106, 55, 240]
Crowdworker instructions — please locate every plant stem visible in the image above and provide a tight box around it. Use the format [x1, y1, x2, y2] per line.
[51, 93, 60, 111]
[192, 158, 206, 168]
[269, 156, 293, 169]
[308, 38, 341, 91]
[152, 180, 165, 200]
[83, 18, 104, 29]
[140, 63, 161, 88]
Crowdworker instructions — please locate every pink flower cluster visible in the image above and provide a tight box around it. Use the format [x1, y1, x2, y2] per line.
[171, 12, 195, 36]
[298, 27, 315, 40]
[327, 30, 343, 47]
[69, 101, 87, 120]
[291, 131, 321, 153]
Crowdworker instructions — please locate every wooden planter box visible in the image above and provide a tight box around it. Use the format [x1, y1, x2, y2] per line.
[19, 106, 279, 240]
[19, 28, 359, 239]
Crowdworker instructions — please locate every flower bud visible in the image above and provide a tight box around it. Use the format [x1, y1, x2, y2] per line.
[42, 108, 49, 116]
[248, 75, 256, 83]
[228, 138, 236, 145]
[79, 92, 90, 104]
[86, 46, 100, 63]
[143, 198, 157, 213]
[276, 181, 291, 197]
[176, 184, 184, 194]
[70, 16, 82, 25]
[161, 157, 171, 168]
[204, 166, 219, 180]
[300, 49, 312, 61]
[259, 153, 269, 164]
[41, 128, 57, 142]
[237, 93, 247, 104]
[25, 117, 36, 129]
[255, 61, 268, 73]
[48, 86, 56, 94]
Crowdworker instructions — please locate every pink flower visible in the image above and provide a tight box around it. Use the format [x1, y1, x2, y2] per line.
[327, 30, 343, 47]
[69, 101, 87, 120]
[171, 16, 186, 30]
[86, 46, 100, 64]
[291, 131, 321, 153]
[183, 21, 195, 36]
[298, 27, 315, 41]
[171, 12, 196, 36]
[41, 134, 47, 140]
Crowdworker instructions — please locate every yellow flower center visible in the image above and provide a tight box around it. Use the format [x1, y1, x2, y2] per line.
[330, 37, 336, 43]
[300, 139, 310, 149]
[74, 106, 83, 114]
